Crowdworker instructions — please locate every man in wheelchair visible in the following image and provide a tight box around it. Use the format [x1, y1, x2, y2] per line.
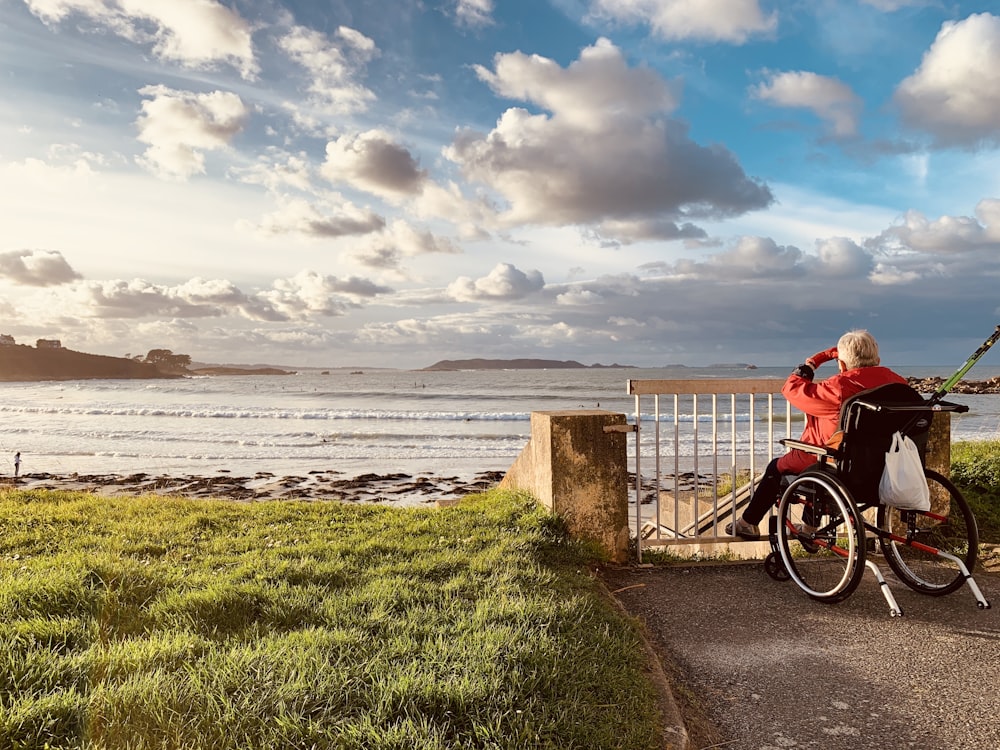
[725, 329, 907, 540]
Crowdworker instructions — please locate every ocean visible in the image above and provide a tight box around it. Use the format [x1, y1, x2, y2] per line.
[2, 365, 999, 481]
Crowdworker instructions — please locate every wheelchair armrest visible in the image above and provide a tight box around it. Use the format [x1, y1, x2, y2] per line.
[779, 438, 830, 457]
[929, 399, 970, 414]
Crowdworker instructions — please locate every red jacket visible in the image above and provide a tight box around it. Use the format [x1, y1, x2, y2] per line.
[778, 365, 907, 474]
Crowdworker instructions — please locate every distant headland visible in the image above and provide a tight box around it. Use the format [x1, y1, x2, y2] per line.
[0, 344, 176, 382]
[0, 341, 295, 382]
[421, 358, 637, 371]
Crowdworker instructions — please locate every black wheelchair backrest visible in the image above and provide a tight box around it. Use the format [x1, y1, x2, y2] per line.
[836, 383, 932, 500]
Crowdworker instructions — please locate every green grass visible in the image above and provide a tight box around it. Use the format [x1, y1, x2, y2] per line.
[0, 490, 663, 750]
[951, 440, 1000, 544]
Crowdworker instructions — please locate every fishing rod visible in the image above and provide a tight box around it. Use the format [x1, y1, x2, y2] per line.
[928, 323, 1000, 405]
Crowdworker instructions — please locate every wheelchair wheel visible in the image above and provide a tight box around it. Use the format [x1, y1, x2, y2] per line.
[777, 472, 866, 602]
[764, 552, 790, 581]
[877, 469, 979, 596]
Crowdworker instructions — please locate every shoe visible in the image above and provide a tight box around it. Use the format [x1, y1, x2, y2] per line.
[793, 523, 819, 554]
[725, 517, 760, 540]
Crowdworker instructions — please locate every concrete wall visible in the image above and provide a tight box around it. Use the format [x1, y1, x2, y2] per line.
[500, 410, 630, 563]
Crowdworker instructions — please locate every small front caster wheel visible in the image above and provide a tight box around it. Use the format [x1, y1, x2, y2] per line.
[764, 552, 790, 581]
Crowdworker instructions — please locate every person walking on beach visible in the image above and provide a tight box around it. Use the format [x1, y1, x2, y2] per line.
[14, 451, 21, 477]
[726, 329, 907, 539]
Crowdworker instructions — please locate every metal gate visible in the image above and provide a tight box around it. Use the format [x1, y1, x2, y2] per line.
[628, 378, 800, 561]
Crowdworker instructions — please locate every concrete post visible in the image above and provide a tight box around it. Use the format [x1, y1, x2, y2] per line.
[500, 410, 630, 563]
[924, 412, 951, 477]
[925, 412, 951, 514]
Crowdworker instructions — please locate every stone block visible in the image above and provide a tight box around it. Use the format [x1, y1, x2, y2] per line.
[501, 410, 630, 562]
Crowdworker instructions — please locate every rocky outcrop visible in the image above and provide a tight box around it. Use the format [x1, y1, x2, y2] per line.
[907, 376, 1000, 395]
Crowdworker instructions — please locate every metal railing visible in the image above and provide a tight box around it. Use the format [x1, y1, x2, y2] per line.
[628, 379, 802, 561]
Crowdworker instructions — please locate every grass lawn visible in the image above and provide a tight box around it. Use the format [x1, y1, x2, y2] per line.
[0, 489, 663, 750]
[952, 440, 1000, 545]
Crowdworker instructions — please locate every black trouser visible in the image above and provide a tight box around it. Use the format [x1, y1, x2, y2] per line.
[743, 457, 784, 526]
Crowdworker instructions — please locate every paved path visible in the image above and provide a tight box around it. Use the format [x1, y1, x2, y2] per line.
[600, 561, 1000, 750]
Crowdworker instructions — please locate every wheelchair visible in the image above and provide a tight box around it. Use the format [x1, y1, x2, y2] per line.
[762, 382, 992, 617]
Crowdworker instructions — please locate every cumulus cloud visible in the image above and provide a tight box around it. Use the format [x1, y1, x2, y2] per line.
[751, 71, 862, 138]
[662, 236, 875, 281]
[234, 150, 315, 193]
[258, 270, 393, 319]
[473, 37, 680, 127]
[72, 271, 392, 323]
[448, 38, 772, 240]
[858, 199, 1000, 292]
[78, 278, 250, 319]
[556, 288, 604, 306]
[253, 198, 386, 238]
[348, 221, 462, 270]
[322, 130, 427, 198]
[24, 0, 257, 78]
[894, 13, 1000, 147]
[135, 86, 249, 180]
[447, 262, 544, 301]
[588, 0, 777, 43]
[0, 249, 82, 286]
[278, 25, 378, 114]
[814, 237, 876, 277]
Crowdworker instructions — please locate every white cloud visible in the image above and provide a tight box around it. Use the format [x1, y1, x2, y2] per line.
[24, 0, 258, 78]
[347, 221, 463, 271]
[252, 198, 386, 239]
[447, 262, 544, 301]
[674, 236, 806, 279]
[751, 71, 862, 138]
[0, 249, 82, 286]
[473, 37, 680, 128]
[591, 218, 709, 245]
[77, 277, 257, 319]
[322, 130, 427, 198]
[556, 288, 604, 305]
[588, 0, 777, 43]
[866, 200, 1000, 255]
[70, 270, 392, 324]
[455, 0, 494, 28]
[135, 86, 249, 180]
[894, 13, 1000, 147]
[278, 25, 378, 113]
[814, 237, 875, 277]
[449, 39, 772, 238]
[258, 270, 392, 319]
[234, 150, 315, 193]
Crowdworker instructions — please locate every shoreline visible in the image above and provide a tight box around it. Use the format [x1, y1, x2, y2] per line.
[0, 468, 713, 509]
[0, 469, 508, 507]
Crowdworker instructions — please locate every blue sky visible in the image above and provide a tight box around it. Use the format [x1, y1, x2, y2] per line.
[2, 0, 1000, 369]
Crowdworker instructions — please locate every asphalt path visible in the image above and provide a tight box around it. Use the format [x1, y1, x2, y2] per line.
[600, 561, 1000, 750]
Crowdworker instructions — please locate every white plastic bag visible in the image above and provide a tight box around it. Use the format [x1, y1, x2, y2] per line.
[879, 432, 930, 511]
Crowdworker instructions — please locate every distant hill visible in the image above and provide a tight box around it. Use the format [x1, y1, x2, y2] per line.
[422, 358, 636, 371]
[0, 345, 177, 382]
